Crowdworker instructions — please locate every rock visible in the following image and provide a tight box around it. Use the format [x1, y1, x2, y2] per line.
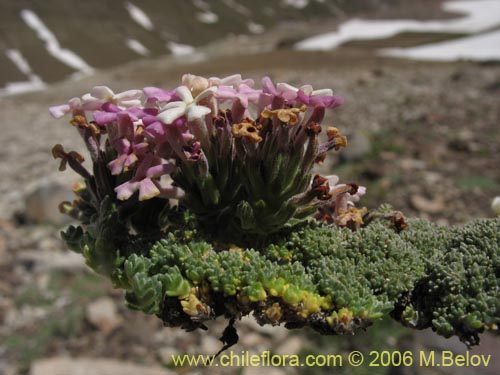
[239, 332, 263, 348]
[274, 335, 305, 355]
[340, 133, 372, 162]
[0, 236, 6, 258]
[30, 357, 176, 375]
[86, 297, 122, 334]
[24, 180, 74, 226]
[410, 195, 445, 214]
[200, 335, 220, 354]
[399, 158, 426, 171]
[1, 365, 18, 375]
[491, 196, 500, 216]
[0, 219, 15, 264]
[157, 346, 180, 364]
[16, 250, 85, 273]
[242, 367, 287, 375]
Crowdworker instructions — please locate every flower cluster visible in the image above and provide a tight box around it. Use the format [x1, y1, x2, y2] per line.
[51, 74, 500, 349]
[51, 74, 364, 241]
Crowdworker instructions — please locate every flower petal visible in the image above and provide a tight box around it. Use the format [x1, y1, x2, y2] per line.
[311, 88, 333, 97]
[157, 105, 187, 124]
[93, 111, 117, 125]
[114, 89, 143, 101]
[49, 104, 70, 118]
[176, 86, 193, 102]
[139, 178, 160, 201]
[219, 74, 242, 86]
[143, 87, 175, 103]
[90, 86, 114, 100]
[194, 86, 217, 102]
[186, 105, 211, 122]
[115, 181, 140, 200]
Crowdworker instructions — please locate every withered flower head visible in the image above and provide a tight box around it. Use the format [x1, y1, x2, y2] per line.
[261, 105, 307, 126]
[335, 207, 368, 231]
[231, 120, 263, 143]
[327, 127, 347, 151]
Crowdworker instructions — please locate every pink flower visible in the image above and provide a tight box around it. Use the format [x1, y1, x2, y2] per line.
[115, 155, 176, 201]
[49, 97, 102, 118]
[82, 86, 143, 109]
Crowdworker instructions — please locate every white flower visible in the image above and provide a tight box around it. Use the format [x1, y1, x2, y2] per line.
[157, 85, 217, 124]
[276, 82, 333, 98]
[82, 86, 143, 108]
[182, 74, 210, 96]
[208, 74, 254, 88]
[492, 196, 500, 216]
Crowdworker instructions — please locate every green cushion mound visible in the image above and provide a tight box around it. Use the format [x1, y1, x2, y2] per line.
[66, 203, 499, 346]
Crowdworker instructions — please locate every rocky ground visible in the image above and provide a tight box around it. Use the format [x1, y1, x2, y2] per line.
[1, 26, 500, 375]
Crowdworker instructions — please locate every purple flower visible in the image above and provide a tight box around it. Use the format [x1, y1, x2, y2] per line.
[143, 87, 176, 105]
[115, 155, 176, 201]
[49, 97, 102, 118]
[82, 86, 143, 109]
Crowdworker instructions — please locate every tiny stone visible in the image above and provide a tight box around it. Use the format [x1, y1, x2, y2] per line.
[24, 180, 74, 226]
[239, 332, 264, 348]
[340, 132, 372, 162]
[30, 357, 175, 375]
[410, 195, 445, 214]
[157, 346, 180, 364]
[200, 335, 220, 354]
[242, 367, 287, 375]
[16, 250, 85, 273]
[86, 297, 122, 334]
[274, 335, 305, 355]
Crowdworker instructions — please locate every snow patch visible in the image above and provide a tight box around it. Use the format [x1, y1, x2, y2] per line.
[167, 42, 196, 56]
[126, 38, 150, 56]
[20, 9, 94, 75]
[125, 2, 154, 31]
[192, 0, 210, 11]
[197, 11, 219, 24]
[296, 0, 500, 51]
[381, 29, 500, 61]
[248, 22, 265, 34]
[222, 0, 252, 16]
[282, 0, 309, 9]
[0, 49, 46, 97]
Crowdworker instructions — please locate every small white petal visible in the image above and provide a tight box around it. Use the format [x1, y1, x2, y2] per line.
[49, 104, 70, 118]
[91, 86, 115, 100]
[157, 106, 187, 124]
[187, 105, 211, 121]
[219, 74, 242, 86]
[194, 86, 217, 102]
[67, 97, 82, 109]
[81, 93, 98, 103]
[176, 86, 194, 103]
[119, 99, 143, 108]
[115, 89, 143, 101]
[277, 82, 298, 93]
[311, 88, 333, 96]
[299, 84, 314, 95]
[325, 174, 340, 186]
[162, 101, 186, 110]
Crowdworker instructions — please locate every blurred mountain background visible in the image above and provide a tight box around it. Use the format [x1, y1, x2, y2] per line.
[0, 0, 446, 90]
